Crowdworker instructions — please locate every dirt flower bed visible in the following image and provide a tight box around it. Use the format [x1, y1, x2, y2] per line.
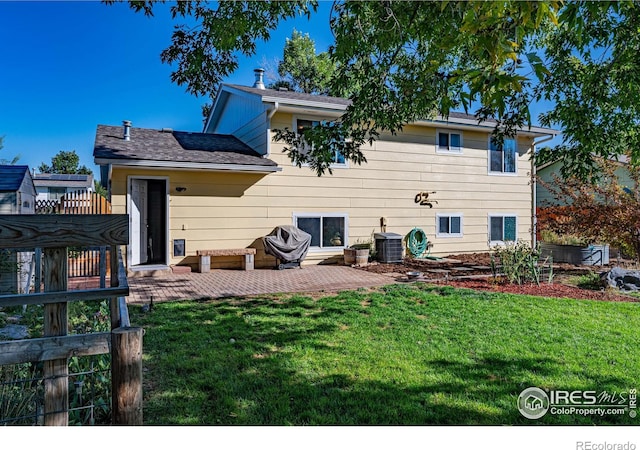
[437, 279, 637, 302]
[358, 252, 638, 303]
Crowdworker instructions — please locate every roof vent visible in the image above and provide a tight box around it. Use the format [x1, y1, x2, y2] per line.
[123, 120, 131, 141]
[162, 128, 173, 133]
[253, 68, 265, 89]
[278, 87, 289, 92]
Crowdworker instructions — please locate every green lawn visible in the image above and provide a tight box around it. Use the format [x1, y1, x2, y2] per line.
[130, 284, 640, 425]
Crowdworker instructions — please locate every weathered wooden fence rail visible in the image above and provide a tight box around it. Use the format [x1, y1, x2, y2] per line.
[0, 214, 142, 426]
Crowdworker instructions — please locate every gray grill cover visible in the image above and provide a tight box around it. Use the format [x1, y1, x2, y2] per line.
[262, 226, 312, 262]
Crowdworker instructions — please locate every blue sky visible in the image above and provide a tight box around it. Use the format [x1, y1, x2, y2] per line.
[0, 1, 333, 174]
[0, 1, 558, 177]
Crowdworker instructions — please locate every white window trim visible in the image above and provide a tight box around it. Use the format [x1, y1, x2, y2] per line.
[292, 115, 349, 169]
[293, 212, 349, 252]
[435, 213, 463, 238]
[488, 213, 518, 246]
[436, 129, 463, 154]
[488, 136, 518, 176]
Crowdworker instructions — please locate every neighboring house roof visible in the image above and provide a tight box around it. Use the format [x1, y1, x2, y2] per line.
[33, 173, 93, 189]
[207, 83, 557, 138]
[93, 125, 280, 172]
[537, 154, 630, 171]
[0, 165, 31, 192]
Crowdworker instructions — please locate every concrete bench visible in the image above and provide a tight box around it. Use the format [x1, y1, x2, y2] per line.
[196, 248, 256, 272]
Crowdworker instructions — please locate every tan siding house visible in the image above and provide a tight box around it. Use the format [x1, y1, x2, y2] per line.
[94, 79, 556, 272]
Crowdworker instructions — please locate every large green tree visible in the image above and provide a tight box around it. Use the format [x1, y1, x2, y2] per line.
[273, 29, 335, 95]
[112, 1, 639, 177]
[535, 2, 640, 180]
[39, 150, 92, 175]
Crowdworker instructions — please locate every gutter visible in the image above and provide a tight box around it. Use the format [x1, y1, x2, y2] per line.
[531, 133, 558, 248]
[94, 158, 282, 174]
[261, 95, 349, 111]
[419, 118, 555, 137]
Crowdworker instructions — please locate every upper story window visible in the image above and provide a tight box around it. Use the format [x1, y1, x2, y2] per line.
[489, 137, 517, 174]
[437, 130, 462, 153]
[296, 118, 346, 166]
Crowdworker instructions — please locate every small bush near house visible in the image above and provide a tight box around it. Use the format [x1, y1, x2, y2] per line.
[491, 240, 549, 285]
[540, 229, 589, 247]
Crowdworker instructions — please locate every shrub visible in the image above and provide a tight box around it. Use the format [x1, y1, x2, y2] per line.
[538, 155, 640, 261]
[491, 240, 549, 285]
[540, 229, 589, 246]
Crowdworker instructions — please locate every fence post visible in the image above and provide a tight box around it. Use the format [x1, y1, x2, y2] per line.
[34, 248, 42, 293]
[43, 247, 69, 426]
[111, 327, 143, 425]
[99, 247, 107, 289]
[110, 245, 120, 330]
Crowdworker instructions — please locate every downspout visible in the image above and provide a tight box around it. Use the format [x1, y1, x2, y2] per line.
[107, 164, 113, 202]
[531, 133, 557, 248]
[265, 102, 279, 157]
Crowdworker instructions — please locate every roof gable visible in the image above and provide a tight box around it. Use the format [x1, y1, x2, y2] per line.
[0, 165, 31, 192]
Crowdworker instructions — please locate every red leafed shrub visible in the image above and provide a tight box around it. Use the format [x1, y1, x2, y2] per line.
[537, 156, 640, 260]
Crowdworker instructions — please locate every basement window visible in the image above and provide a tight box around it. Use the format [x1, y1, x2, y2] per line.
[294, 213, 348, 250]
[436, 214, 463, 238]
[489, 215, 517, 244]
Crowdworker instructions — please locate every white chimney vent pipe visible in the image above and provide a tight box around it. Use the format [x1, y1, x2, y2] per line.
[123, 120, 132, 141]
[253, 68, 265, 89]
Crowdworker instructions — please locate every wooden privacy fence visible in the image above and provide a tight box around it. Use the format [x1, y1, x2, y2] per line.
[35, 191, 113, 280]
[35, 191, 111, 215]
[0, 214, 142, 426]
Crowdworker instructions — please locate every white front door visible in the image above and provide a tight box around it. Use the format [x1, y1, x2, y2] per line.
[130, 179, 148, 265]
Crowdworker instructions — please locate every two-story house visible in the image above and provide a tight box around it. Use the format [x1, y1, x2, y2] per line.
[94, 71, 556, 272]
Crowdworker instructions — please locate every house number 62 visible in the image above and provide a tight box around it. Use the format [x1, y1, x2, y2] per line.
[415, 191, 437, 208]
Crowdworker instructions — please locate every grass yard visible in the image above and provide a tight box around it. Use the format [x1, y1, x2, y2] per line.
[130, 284, 639, 425]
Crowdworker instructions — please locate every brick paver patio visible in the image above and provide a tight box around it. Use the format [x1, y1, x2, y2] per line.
[127, 265, 397, 303]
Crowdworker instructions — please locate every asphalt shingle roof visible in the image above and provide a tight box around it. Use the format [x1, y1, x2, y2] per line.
[93, 125, 277, 167]
[225, 85, 501, 124]
[0, 165, 30, 192]
[227, 84, 352, 107]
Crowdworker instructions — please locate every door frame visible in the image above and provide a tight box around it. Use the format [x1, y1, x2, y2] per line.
[126, 175, 170, 268]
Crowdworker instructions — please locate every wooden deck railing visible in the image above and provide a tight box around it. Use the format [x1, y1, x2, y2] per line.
[0, 214, 141, 426]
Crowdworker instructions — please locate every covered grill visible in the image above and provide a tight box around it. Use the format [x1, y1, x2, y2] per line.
[262, 225, 312, 269]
